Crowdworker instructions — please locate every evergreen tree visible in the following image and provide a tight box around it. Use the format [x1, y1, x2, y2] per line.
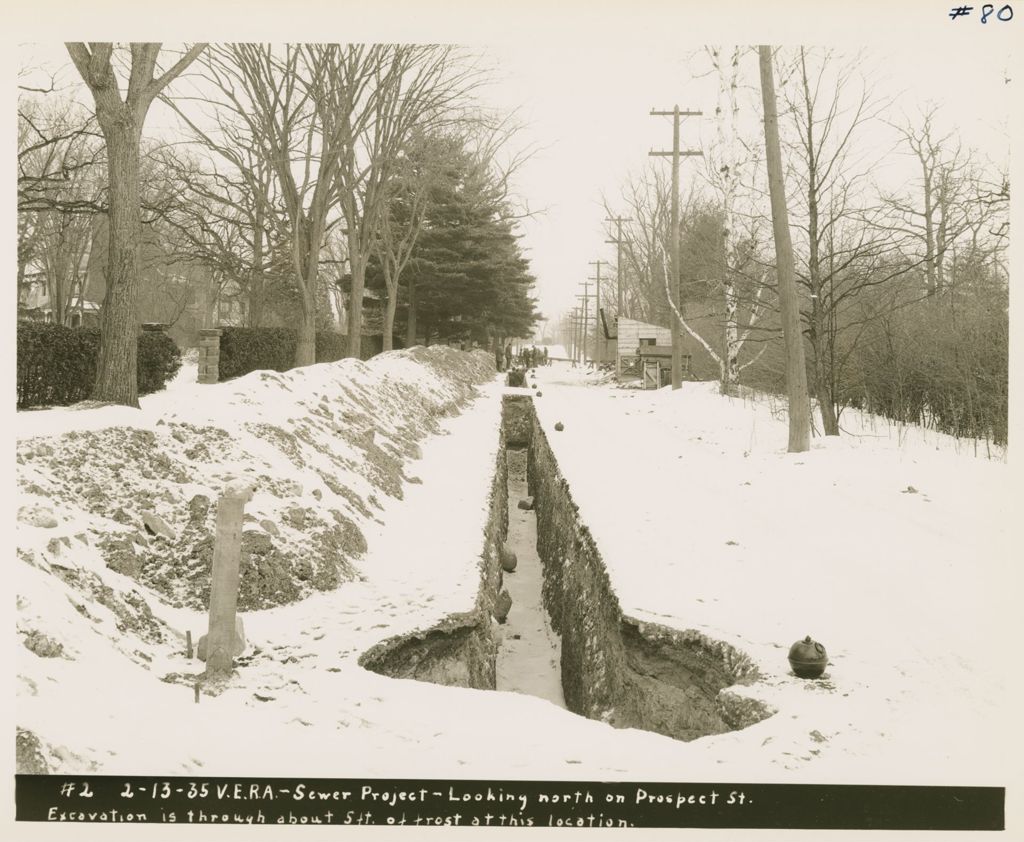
[393, 135, 539, 345]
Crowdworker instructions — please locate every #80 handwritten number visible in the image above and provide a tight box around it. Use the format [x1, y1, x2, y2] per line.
[981, 4, 1014, 21]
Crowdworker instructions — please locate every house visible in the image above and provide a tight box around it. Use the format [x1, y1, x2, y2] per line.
[604, 313, 720, 387]
[17, 270, 101, 328]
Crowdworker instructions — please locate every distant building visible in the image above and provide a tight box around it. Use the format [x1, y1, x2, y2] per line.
[17, 269, 101, 328]
[604, 312, 721, 387]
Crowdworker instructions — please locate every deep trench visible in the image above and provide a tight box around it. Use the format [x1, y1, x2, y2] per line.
[359, 394, 774, 742]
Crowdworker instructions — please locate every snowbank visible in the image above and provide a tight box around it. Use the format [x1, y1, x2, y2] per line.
[528, 364, 1016, 785]
[15, 347, 498, 771]
[14, 350, 1018, 798]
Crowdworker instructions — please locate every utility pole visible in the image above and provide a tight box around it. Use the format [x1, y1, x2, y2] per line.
[758, 46, 809, 452]
[605, 215, 632, 378]
[570, 306, 581, 364]
[650, 106, 703, 390]
[576, 281, 591, 366]
[588, 260, 609, 368]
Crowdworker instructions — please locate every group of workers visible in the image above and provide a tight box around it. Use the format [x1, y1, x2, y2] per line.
[499, 343, 549, 371]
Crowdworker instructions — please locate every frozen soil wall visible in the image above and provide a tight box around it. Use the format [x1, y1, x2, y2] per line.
[15, 348, 497, 771]
[358, 441, 506, 689]
[365, 394, 774, 742]
[16, 347, 495, 616]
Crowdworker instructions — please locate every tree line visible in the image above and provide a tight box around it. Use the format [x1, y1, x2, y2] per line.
[594, 47, 1008, 447]
[18, 43, 540, 407]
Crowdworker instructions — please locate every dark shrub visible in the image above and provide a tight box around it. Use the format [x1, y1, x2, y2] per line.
[218, 327, 295, 380]
[16, 320, 183, 409]
[315, 331, 348, 365]
[17, 322, 98, 408]
[218, 327, 382, 381]
[138, 331, 183, 395]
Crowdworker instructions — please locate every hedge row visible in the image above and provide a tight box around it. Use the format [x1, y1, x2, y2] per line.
[217, 327, 383, 381]
[17, 321, 182, 409]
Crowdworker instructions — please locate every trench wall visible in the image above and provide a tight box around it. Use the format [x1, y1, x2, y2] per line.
[358, 434, 506, 689]
[525, 402, 773, 740]
[362, 393, 773, 741]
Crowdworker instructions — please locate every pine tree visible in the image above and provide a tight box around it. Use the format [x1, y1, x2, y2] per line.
[393, 136, 539, 345]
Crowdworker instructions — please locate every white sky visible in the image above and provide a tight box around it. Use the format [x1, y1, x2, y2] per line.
[8, 1, 1019, 331]
[480, 40, 1012, 326]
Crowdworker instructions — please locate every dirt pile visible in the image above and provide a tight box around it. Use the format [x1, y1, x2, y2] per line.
[16, 347, 496, 645]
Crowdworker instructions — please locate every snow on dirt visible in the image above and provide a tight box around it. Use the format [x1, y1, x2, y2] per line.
[495, 448, 565, 708]
[14, 350, 1019, 806]
[529, 361, 1016, 786]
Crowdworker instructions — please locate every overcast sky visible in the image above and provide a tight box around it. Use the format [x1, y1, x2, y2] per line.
[479, 40, 1012, 330]
[12, 2, 1017, 337]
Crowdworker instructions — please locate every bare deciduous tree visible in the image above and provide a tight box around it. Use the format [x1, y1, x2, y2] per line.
[66, 41, 207, 406]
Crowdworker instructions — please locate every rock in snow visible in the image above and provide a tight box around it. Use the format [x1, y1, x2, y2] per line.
[500, 546, 518, 573]
[18, 505, 58, 529]
[493, 589, 513, 623]
[141, 511, 175, 541]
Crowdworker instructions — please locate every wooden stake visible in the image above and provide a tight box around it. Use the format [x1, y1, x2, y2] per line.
[205, 479, 255, 677]
[186, 630, 193, 659]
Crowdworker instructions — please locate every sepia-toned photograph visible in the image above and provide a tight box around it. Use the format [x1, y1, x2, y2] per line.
[8, 0, 1020, 835]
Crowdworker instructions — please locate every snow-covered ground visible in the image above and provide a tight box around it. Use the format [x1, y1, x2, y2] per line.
[528, 363, 1017, 785]
[14, 353, 1019, 804]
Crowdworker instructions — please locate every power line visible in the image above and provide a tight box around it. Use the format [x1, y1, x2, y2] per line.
[650, 105, 703, 390]
[604, 215, 632, 377]
[576, 280, 591, 365]
[588, 259, 609, 367]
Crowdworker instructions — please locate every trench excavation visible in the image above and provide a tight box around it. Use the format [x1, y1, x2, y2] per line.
[359, 393, 774, 742]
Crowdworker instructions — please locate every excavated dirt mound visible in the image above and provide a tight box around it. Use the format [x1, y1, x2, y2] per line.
[16, 347, 495, 622]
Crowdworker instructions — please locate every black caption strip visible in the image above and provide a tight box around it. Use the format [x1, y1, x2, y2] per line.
[16, 776, 1003, 830]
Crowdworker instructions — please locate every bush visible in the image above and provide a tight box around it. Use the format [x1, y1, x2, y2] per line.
[218, 327, 382, 381]
[17, 322, 98, 408]
[138, 330, 183, 395]
[218, 327, 295, 380]
[17, 321, 183, 409]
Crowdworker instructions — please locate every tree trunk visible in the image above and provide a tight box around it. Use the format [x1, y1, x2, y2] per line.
[405, 274, 417, 347]
[810, 311, 839, 435]
[16, 240, 28, 311]
[295, 282, 317, 366]
[92, 126, 143, 407]
[923, 165, 936, 296]
[382, 288, 397, 352]
[759, 45, 810, 453]
[250, 203, 265, 327]
[722, 280, 739, 395]
[291, 215, 318, 367]
[346, 234, 365, 359]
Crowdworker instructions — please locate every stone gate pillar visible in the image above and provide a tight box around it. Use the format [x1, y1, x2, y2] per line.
[198, 328, 222, 384]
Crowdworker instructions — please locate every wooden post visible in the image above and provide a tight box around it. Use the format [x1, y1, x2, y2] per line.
[650, 108, 703, 390]
[205, 479, 254, 676]
[604, 216, 631, 378]
[576, 282, 591, 366]
[759, 46, 811, 452]
[588, 260, 608, 367]
[186, 630, 193, 659]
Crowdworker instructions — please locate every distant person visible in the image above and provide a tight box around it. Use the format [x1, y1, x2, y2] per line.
[504, 343, 513, 370]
